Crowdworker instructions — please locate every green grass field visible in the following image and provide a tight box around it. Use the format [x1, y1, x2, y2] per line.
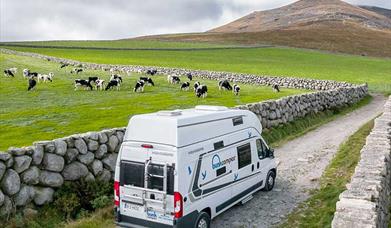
[4, 43, 391, 93]
[0, 53, 307, 150]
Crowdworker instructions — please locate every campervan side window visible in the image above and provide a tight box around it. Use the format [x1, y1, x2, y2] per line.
[256, 139, 267, 159]
[232, 116, 243, 126]
[237, 143, 251, 169]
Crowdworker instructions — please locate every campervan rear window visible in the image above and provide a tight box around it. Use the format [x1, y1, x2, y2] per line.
[120, 161, 174, 195]
[237, 143, 251, 169]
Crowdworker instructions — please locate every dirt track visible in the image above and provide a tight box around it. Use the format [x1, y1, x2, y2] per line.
[212, 94, 386, 227]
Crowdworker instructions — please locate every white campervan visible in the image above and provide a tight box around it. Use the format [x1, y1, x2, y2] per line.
[114, 105, 277, 228]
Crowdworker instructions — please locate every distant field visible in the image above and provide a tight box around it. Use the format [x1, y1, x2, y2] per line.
[5, 45, 391, 93]
[0, 53, 307, 150]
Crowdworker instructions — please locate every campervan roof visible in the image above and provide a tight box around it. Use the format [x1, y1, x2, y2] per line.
[123, 106, 262, 148]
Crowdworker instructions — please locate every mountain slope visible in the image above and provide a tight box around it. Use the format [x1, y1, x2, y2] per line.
[359, 6, 391, 19]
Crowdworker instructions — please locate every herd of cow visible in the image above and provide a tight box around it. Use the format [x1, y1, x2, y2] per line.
[4, 64, 281, 97]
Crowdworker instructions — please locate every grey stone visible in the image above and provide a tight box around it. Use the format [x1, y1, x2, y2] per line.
[13, 155, 32, 173]
[39, 171, 64, 187]
[62, 162, 89, 180]
[54, 139, 67, 156]
[102, 153, 118, 172]
[21, 166, 40, 185]
[65, 137, 75, 148]
[0, 190, 4, 207]
[77, 152, 94, 165]
[42, 153, 64, 172]
[95, 144, 107, 159]
[108, 135, 119, 152]
[7, 147, 25, 156]
[0, 161, 5, 180]
[5, 157, 13, 168]
[97, 169, 111, 182]
[0, 152, 11, 161]
[90, 160, 103, 176]
[32, 144, 44, 165]
[65, 148, 79, 164]
[88, 132, 99, 141]
[98, 132, 108, 144]
[25, 146, 34, 156]
[1, 169, 20, 195]
[116, 131, 124, 142]
[44, 142, 55, 153]
[84, 172, 95, 182]
[14, 185, 35, 206]
[33, 187, 54, 205]
[0, 195, 12, 217]
[88, 140, 99, 151]
[75, 139, 88, 154]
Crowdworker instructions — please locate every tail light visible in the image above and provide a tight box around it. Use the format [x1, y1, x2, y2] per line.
[141, 144, 153, 149]
[114, 181, 120, 206]
[174, 192, 183, 218]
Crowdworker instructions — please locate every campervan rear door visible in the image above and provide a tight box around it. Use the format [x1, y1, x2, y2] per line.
[118, 143, 176, 226]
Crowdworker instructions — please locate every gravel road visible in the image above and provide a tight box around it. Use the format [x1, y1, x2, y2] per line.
[212, 94, 386, 228]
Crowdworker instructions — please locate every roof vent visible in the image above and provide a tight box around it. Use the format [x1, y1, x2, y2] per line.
[195, 105, 229, 111]
[157, 110, 182, 116]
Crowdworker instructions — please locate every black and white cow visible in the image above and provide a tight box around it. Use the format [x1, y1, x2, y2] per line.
[95, 79, 105, 91]
[28, 78, 37, 91]
[193, 81, 200, 91]
[134, 80, 145, 92]
[60, 63, 69, 68]
[195, 85, 208, 98]
[186, 73, 193, 81]
[74, 79, 93, 90]
[38, 72, 54, 82]
[139, 77, 154, 86]
[88, 77, 99, 84]
[180, 82, 190, 91]
[4, 69, 14, 77]
[110, 74, 123, 84]
[233, 84, 240, 96]
[167, 75, 180, 84]
[105, 79, 121, 91]
[272, 84, 280, 92]
[218, 80, 232, 91]
[146, 69, 157, 76]
[71, 68, 83, 74]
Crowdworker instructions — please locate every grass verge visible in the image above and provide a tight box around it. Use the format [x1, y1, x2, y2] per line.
[278, 117, 375, 227]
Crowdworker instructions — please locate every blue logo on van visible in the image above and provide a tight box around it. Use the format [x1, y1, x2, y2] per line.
[212, 154, 236, 169]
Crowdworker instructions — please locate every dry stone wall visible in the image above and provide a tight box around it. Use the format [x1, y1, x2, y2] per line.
[332, 96, 391, 228]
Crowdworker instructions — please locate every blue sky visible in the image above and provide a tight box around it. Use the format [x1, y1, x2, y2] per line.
[0, 0, 390, 41]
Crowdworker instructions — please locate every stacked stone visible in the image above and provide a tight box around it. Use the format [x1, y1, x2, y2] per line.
[332, 96, 391, 228]
[0, 128, 125, 217]
[235, 85, 368, 129]
[1, 48, 354, 91]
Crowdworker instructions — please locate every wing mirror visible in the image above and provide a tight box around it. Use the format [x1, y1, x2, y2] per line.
[268, 148, 275, 158]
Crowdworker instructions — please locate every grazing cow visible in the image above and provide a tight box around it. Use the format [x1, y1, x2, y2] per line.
[60, 63, 69, 68]
[134, 80, 145, 92]
[88, 76, 99, 84]
[71, 68, 83, 74]
[186, 73, 193, 81]
[28, 78, 37, 91]
[218, 80, 232, 91]
[233, 84, 240, 96]
[139, 77, 154, 86]
[146, 69, 157, 76]
[196, 85, 208, 98]
[8, 67, 17, 74]
[168, 75, 180, 84]
[38, 72, 54, 82]
[95, 79, 105, 91]
[180, 82, 190, 91]
[23, 69, 30, 78]
[110, 74, 123, 84]
[105, 79, 121, 91]
[4, 69, 14, 77]
[194, 81, 200, 91]
[272, 84, 280, 92]
[74, 79, 93, 90]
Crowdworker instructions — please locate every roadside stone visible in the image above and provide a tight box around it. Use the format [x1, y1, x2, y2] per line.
[32, 144, 44, 165]
[0, 161, 5, 180]
[62, 162, 89, 180]
[102, 153, 118, 172]
[88, 132, 99, 141]
[13, 155, 32, 173]
[33, 187, 54, 205]
[54, 139, 67, 156]
[65, 137, 75, 148]
[0, 190, 4, 206]
[88, 140, 99, 151]
[95, 144, 107, 159]
[42, 153, 64, 172]
[44, 142, 55, 153]
[0, 195, 12, 217]
[65, 148, 79, 164]
[21, 166, 40, 185]
[14, 185, 35, 206]
[8, 147, 25, 156]
[116, 131, 124, 142]
[108, 135, 119, 152]
[97, 169, 111, 182]
[5, 157, 14, 168]
[75, 139, 88, 154]
[0, 153, 11, 162]
[39, 171, 64, 187]
[1, 169, 21, 195]
[77, 152, 94, 165]
[90, 160, 103, 176]
[84, 172, 95, 182]
[98, 132, 108, 144]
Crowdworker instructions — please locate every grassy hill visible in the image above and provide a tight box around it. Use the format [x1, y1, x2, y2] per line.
[0, 53, 306, 150]
[4, 45, 391, 94]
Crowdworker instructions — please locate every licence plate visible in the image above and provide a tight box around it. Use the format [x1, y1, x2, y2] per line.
[123, 202, 142, 211]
